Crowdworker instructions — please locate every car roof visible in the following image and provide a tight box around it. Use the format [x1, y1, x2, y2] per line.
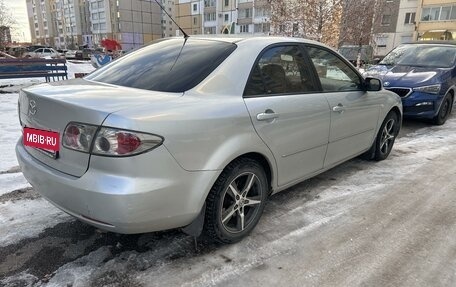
[167, 35, 328, 49]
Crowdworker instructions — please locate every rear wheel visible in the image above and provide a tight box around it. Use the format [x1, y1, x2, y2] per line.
[373, 112, 400, 161]
[203, 158, 268, 244]
[433, 95, 452, 125]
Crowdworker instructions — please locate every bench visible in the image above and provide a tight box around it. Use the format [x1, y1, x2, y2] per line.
[0, 58, 68, 82]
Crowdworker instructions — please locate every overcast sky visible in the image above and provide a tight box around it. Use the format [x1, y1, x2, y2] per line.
[4, 0, 31, 42]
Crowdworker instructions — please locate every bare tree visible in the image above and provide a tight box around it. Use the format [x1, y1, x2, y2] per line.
[338, 0, 377, 48]
[0, 0, 16, 48]
[267, 0, 344, 48]
[267, 0, 384, 50]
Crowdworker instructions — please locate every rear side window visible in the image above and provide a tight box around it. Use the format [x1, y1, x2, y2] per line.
[86, 39, 237, 92]
[244, 45, 318, 97]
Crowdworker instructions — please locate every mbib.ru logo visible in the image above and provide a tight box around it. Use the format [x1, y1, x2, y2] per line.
[23, 127, 60, 152]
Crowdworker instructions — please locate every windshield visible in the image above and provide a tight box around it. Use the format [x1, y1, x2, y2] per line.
[380, 44, 456, 68]
[86, 38, 237, 92]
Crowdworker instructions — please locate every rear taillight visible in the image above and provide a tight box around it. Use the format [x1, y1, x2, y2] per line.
[62, 123, 98, 153]
[92, 127, 163, 156]
[63, 123, 163, 156]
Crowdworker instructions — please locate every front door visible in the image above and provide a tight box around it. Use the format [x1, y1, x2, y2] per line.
[243, 45, 330, 186]
[305, 45, 381, 167]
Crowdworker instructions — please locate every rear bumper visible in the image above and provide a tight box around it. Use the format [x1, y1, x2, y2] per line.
[16, 139, 219, 234]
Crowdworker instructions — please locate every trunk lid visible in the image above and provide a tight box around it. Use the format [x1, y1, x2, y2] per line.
[19, 79, 181, 177]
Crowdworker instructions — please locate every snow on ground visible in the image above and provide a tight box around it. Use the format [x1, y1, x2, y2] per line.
[0, 199, 72, 247]
[0, 172, 30, 196]
[0, 63, 95, 248]
[0, 61, 95, 173]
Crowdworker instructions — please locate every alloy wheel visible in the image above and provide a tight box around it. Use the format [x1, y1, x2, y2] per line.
[220, 172, 263, 233]
[380, 118, 396, 154]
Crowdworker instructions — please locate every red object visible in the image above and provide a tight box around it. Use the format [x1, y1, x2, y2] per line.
[116, 132, 141, 154]
[100, 39, 122, 51]
[23, 127, 60, 152]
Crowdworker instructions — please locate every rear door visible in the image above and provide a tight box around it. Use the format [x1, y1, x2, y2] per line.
[243, 44, 330, 186]
[305, 45, 381, 167]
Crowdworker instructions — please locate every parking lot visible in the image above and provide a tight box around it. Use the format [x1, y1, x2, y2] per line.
[1, 101, 455, 286]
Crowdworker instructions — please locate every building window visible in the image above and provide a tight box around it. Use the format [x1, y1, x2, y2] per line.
[204, 0, 215, 7]
[404, 12, 415, 24]
[440, 6, 451, 20]
[421, 6, 456, 21]
[224, 14, 229, 22]
[224, 0, 229, 6]
[204, 12, 216, 21]
[381, 14, 391, 25]
[452, 6, 456, 19]
[193, 3, 197, 12]
[193, 17, 197, 25]
[375, 35, 388, 47]
[240, 24, 249, 33]
[238, 8, 252, 19]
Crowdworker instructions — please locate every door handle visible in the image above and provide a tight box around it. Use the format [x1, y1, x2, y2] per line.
[332, 103, 345, 113]
[256, 109, 279, 121]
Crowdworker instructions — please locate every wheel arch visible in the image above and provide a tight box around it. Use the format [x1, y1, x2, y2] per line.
[448, 88, 455, 111]
[389, 106, 403, 129]
[228, 152, 274, 194]
[182, 151, 275, 238]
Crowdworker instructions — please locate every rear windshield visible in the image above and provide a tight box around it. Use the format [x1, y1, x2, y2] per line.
[380, 44, 456, 68]
[86, 38, 237, 92]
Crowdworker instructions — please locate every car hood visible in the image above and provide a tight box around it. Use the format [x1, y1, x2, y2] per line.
[364, 64, 446, 87]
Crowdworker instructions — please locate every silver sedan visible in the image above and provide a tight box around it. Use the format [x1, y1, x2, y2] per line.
[16, 36, 402, 243]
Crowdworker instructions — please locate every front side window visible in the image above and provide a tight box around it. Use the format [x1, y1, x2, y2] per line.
[306, 46, 362, 92]
[244, 45, 317, 97]
[86, 39, 237, 92]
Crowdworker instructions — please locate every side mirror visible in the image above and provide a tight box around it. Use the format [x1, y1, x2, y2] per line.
[364, 77, 382, 91]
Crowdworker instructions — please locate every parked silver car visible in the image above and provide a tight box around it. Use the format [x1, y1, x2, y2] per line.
[16, 37, 402, 243]
[24, 47, 61, 58]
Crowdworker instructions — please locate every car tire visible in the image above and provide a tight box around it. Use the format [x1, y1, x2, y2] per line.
[203, 158, 268, 244]
[433, 94, 452, 125]
[373, 111, 400, 161]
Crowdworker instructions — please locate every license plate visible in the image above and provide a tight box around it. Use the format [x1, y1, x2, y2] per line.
[23, 127, 60, 152]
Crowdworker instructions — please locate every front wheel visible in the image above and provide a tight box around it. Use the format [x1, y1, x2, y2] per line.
[203, 158, 268, 244]
[374, 112, 400, 161]
[433, 95, 452, 125]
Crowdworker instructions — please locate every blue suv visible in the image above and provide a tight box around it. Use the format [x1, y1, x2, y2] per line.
[365, 42, 456, 125]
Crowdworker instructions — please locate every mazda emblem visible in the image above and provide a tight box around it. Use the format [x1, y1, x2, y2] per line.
[29, 100, 37, 115]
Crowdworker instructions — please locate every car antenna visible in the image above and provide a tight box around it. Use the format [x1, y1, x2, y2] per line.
[154, 0, 189, 39]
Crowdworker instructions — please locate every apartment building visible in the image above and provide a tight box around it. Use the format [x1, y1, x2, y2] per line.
[88, 0, 162, 50]
[161, 0, 178, 37]
[373, 0, 415, 57]
[174, 1, 203, 35]
[175, 0, 271, 36]
[48, 0, 90, 49]
[416, 0, 456, 40]
[372, 0, 456, 57]
[26, 0, 55, 46]
[27, 0, 162, 50]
